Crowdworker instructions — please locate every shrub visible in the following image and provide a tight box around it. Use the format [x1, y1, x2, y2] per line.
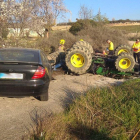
[76, 25, 129, 52]
[69, 19, 128, 52]
[69, 19, 97, 35]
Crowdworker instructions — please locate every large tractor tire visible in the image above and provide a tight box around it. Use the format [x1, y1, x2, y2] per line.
[47, 51, 60, 65]
[115, 53, 135, 72]
[114, 45, 132, 56]
[65, 46, 92, 74]
[73, 41, 94, 54]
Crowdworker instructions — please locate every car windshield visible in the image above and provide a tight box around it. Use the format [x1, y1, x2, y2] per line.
[0, 50, 39, 62]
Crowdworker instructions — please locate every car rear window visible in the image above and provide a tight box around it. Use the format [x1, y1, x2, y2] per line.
[0, 50, 39, 62]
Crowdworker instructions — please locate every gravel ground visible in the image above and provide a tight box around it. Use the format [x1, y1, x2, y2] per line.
[0, 72, 125, 140]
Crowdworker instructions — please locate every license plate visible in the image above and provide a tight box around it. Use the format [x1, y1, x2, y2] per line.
[0, 73, 23, 79]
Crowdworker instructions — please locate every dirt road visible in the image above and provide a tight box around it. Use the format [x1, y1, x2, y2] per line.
[0, 73, 124, 140]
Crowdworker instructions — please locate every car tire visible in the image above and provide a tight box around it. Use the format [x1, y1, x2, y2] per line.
[39, 94, 48, 101]
[39, 91, 48, 101]
[47, 51, 60, 65]
[35, 89, 49, 101]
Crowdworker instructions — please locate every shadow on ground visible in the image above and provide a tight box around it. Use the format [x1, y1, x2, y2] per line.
[68, 121, 113, 140]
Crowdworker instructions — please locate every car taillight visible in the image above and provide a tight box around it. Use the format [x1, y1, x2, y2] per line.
[32, 66, 45, 79]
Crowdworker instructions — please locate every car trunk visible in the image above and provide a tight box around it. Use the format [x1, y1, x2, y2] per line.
[0, 62, 47, 96]
[0, 62, 39, 81]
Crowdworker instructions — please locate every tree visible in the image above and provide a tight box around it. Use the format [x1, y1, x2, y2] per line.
[0, 0, 32, 37]
[93, 9, 109, 24]
[0, 0, 69, 38]
[78, 5, 93, 20]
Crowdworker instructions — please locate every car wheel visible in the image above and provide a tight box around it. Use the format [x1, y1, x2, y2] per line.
[39, 94, 48, 101]
[36, 90, 48, 101]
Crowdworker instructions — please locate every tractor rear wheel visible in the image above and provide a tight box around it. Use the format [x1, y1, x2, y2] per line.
[114, 45, 132, 56]
[65, 46, 92, 74]
[115, 53, 135, 72]
[47, 51, 60, 65]
[73, 41, 94, 54]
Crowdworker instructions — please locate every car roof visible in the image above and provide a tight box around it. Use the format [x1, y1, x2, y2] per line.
[0, 47, 43, 64]
[0, 47, 40, 53]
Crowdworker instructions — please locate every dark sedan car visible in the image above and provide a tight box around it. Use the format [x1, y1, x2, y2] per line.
[0, 48, 52, 101]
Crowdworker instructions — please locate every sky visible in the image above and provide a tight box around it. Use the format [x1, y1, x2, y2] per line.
[63, 0, 140, 22]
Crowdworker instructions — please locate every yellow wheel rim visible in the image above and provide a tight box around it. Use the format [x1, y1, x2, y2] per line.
[71, 53, 85, 68]
[119, 58, 131, 69]
[118, 49, 128, 55]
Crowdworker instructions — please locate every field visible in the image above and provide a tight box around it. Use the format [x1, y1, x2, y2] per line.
[51, 23, 140, 33]
[110, 25, 140, 33]
[107, 23, 140, 41]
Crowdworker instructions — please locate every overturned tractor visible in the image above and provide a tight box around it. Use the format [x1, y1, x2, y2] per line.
[48, 41, 138, 78]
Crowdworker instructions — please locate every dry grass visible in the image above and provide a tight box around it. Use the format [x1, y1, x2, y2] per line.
[76, 26, 129, 52]
[27, 78, 140, 140]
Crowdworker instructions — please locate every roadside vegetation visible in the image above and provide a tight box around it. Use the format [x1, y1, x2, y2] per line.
[0, 19, 129, 53]
[0, 2, 129, 53]
[27, 78, 140, 140]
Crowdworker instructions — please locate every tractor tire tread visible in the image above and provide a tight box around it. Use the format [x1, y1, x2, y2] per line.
[73, 41, 94, 54]
[65, 46, 92, 74]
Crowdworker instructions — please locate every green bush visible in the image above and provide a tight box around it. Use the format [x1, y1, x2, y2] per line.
[69, 22, 83, 35]
[69, 19, 97, 35]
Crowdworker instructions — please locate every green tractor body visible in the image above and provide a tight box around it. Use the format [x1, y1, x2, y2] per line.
[91, 56, 135, 78]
